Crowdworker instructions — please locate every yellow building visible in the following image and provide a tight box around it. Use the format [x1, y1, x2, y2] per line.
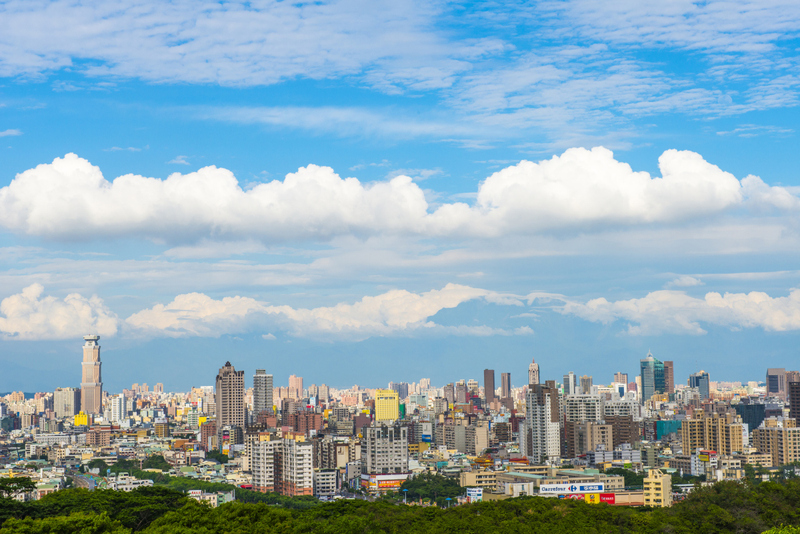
[643, 469, 672, 507]
[74, 411, 89, 427]
[752, 423, 800, 467]
[680, 412, 745, 455]
[374, 389, 399, 422]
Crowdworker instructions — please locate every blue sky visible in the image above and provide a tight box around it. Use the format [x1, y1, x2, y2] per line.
[2, 0, 800, 393]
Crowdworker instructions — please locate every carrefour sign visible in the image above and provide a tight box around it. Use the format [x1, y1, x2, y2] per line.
[539, 483, 604, 494]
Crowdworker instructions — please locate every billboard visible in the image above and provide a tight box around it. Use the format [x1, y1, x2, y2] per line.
[600, 493, 616, 504]
[466, 488, 483, 502]
[540, 483, 604, 494]
[584, 493, 600, 504]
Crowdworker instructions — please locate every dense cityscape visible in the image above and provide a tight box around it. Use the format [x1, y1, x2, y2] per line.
[2, 333, 798, 518]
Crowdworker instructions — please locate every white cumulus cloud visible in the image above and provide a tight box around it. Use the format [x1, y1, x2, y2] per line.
[0, 284, 118, 340]
[0, 148, 796, 245]
[557, 288, 800, 335]
[125, 283, 525, 340]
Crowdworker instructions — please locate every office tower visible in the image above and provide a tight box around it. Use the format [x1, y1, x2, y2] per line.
[80, 335, 102, 415]
[767, 368, 787, 400]
[639, 352, 665, 404]
[253, 370, 274, 415]
[520, 383, 561, 462]
[54, 387, 80, 419]
[528, 358, 539, 386]
[215, 361, 245, 451]
[361, 424, 409, 475]
[375, 389, 399, 422]
[787, 371, 800, 421]
[500, 373, 511, 399]
[563, 372, 577, 395]
[289, 375, 303, 400]
[579, 375, 593, 395]
[484, 369, 496, 404]
[614, 372, 628, 385]
[154, 417, 170, 438]
[688, 370, 711, 400]
[663, 361, 675, 394]
[110, 394, 126, 423]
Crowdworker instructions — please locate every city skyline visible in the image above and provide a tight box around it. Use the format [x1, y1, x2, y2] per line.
[3, 1, 800, 390]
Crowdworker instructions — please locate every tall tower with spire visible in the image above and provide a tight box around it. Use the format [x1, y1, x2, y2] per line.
[528, 358, 540, 386]
[80, 335, 103, 415]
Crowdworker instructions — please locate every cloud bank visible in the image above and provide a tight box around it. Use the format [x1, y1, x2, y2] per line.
[557, 289, 800, 335]
[1, 148, 793, 245]
[125, 283, 523, 340]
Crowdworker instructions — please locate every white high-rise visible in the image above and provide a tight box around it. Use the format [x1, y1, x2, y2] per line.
[520, 383, 561, 463]
[110, 394, 126, 423]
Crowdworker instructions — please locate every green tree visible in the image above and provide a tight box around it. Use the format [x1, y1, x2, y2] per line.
[0, 512, 130, 533]
[141, 456, 171, 472]
[0, 478, 36, 499]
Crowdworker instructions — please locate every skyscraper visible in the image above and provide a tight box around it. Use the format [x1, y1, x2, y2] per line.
[253, 369, 274, 415]
[216, 361, 245, 451]
[528, 358, 539, 386]
[80, 335, 102, 415]
[483, 369, 495, 404]
[640, 352, 665, 404]
[689, 370, 711, 400]
[787, 371, 800, 421]
[614, 372, 628, 385]
[663, 361, 675, 394]
[520, 382, 561, 462]
[500, 373, 511, 399]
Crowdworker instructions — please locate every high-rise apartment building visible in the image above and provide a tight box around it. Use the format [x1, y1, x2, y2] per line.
[500, 373, 511, 399]
[318, 384, 330, 403]
[663, 361, 675, 394]
[289, 375, 303, 400]
[110, 394, 126, 423]
[563, 395, 602, 423]
[80, 335, 102, 415]
[689, 370, 710, 400]
[374, 389, 399, 422]
[361, 424, 408, 475]
[252, 435, 313, 496]
[753, 419, 800, 467]
[54, 387, 80, 419]
[483, 369, 495, 404]
[766, 368, 787, 400]
[216, 362, 245, 451]
[680, 412, 745, 455]
[520, 383, 561, 462]
[640, 352, 665, 404]
[614, 372, 628, 385]
[529, 358, 540, 386]
[253, 370, 274, 415]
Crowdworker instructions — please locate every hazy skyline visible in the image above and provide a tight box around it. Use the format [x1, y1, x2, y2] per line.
[2, 0, 800, 391]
